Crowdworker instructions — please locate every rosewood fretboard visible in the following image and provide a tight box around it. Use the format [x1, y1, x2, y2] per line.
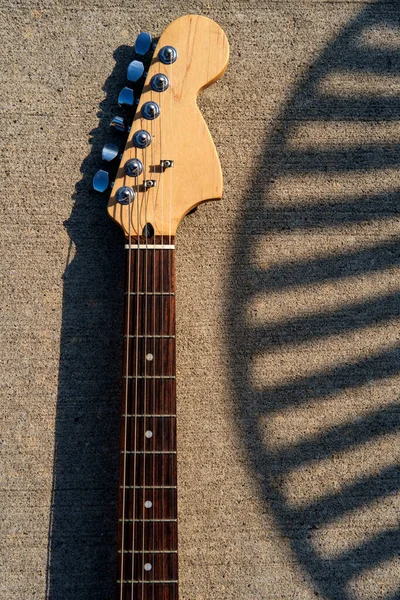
[117, 237, 178, 600]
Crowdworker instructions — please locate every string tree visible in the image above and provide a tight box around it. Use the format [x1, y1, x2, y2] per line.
[160, 160, 174, 171]
[144, 179, 157, 189]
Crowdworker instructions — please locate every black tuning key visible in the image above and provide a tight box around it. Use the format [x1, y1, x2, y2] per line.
[118, 87, 135, 108]
[110, 116, 128, 134]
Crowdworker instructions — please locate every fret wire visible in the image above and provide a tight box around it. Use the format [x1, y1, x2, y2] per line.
[118, 580, 179, 584]
[124, 244, 175, 250]
[120, 486, 177, 489]
[125, 292, 175, 296]
[119, 519, 178, 522]
[122, 375, 176, 379]
[122, 414, 176, 417]
[121, 450, 177, 454]
[119, 550, 178, 554]
[124, 335, 175, 339]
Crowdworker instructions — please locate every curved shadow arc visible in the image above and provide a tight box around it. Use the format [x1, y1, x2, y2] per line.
[229, 3, 400, 599]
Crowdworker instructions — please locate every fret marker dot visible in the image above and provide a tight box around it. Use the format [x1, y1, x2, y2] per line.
[145, 430, 153, 438]
[144, 563, 152, 571]
[144, 500, 152, 508]
[146, 353, 154, 361]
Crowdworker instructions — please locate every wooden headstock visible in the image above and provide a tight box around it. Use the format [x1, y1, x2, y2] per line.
[106, 15, 229, 238]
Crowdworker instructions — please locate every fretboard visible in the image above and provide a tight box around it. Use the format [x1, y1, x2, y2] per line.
[117, 237, 178, 600]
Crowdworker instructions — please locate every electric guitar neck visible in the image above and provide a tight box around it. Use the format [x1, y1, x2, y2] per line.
[92, 15, 229, 599]
[119, 240, 177, 599]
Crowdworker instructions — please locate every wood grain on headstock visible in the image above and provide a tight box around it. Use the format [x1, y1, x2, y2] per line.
[107, 15, 229, 238]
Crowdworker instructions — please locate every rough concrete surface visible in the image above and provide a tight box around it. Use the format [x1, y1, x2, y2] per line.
[1, 1, 400, 599]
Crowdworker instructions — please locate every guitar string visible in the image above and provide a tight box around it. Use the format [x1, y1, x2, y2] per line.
[120, 101, 135, 600]
[164, 59, 173, 600]
[152, 76, 161, 600]
[149, 79, 157, 600]
[130, 119, 142, 600]
[150, 79, 160, 600]
[141, 116, 150, 600]
[126, 56, 177, 598]
[160, 68, 166, 600]
[163, 58, 176, 600]
[169, 59, 177, 600]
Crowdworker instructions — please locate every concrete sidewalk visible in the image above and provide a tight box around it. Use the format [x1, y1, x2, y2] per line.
[1, 1, 399, 599]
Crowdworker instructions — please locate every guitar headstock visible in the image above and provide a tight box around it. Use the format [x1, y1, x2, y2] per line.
[93, 15, 229, 239]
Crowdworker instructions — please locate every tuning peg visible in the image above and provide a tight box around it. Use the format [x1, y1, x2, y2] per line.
[93, 169, 110, 192]
[135, 32, 152, 56]
[158, 45, 177, 65]
[127, 60, 144, 82]
[102, 143, 119, 162]
[118, 87, 135, 107]
[116, 186, 135, 205]
[110, 116, 128, 134]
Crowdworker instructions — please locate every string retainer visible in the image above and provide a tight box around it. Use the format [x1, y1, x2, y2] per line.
[144, 180, 157, 188]
[160, 160, 174, 170]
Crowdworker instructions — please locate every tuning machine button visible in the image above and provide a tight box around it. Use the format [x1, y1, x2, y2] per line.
[110, 116, 128, 134]
[135, 32, 152, 56]
[158, 45, 177, 64]
[133, 130, 152, 149]
[127, 60, 145, 82]
[101, 143, 119, 162]
[124, 158, 143, 177]
[116, 186, 135, 205]
[118, 87, 135, 107]
[93, 169, 110, 192]
[150, 73, 169, 92]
